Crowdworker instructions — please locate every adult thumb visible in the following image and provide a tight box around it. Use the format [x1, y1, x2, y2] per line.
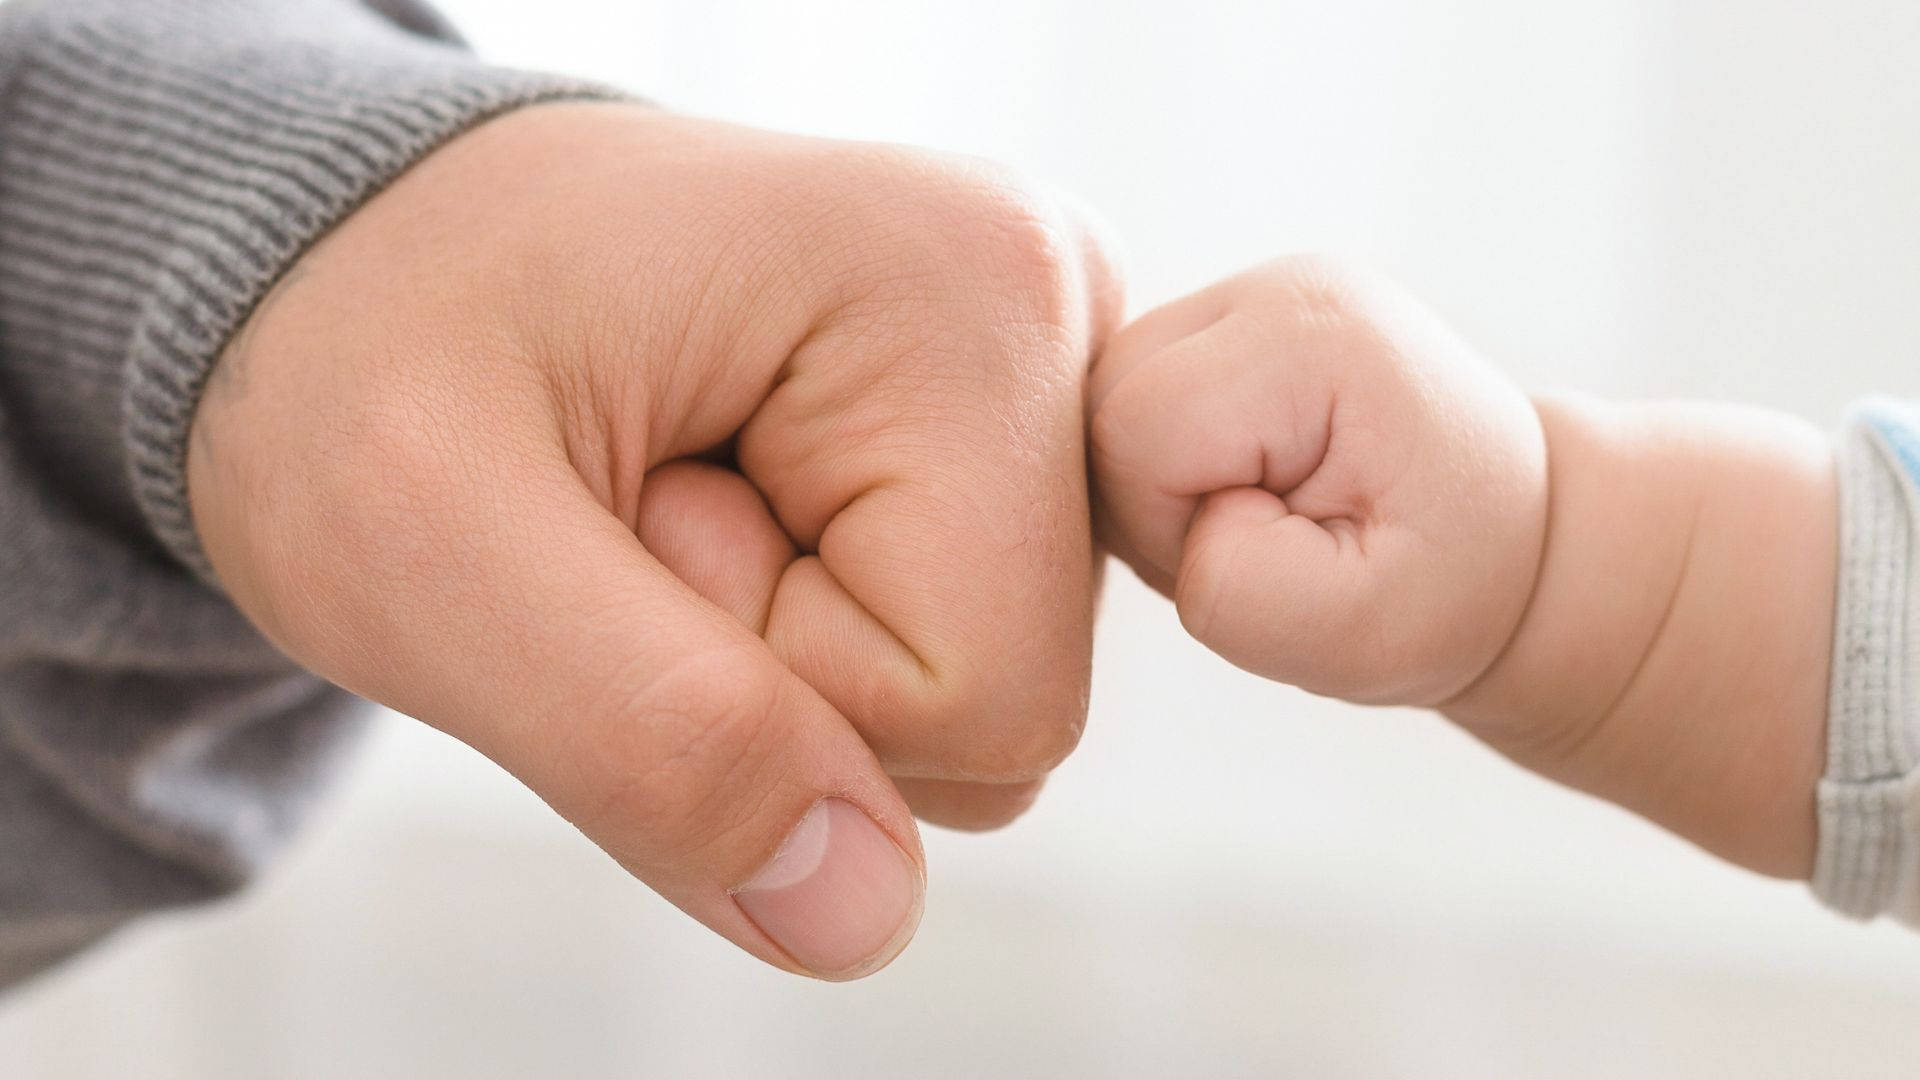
[213, 439, 926, 981]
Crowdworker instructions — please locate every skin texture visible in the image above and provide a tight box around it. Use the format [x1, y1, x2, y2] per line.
[187, 103, 1122, 980]
[1090, 257, 1834, 879]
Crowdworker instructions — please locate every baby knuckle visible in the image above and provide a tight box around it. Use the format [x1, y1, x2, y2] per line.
[1088, 383, 1166, 489]
[1238, 254, 1374, 334]
[1262, 251, 1360, 285]
[1173, 534, 1239, 649]
[1087, 390, 1133, 462]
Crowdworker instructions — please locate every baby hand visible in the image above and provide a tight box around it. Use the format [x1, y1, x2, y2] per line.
[1089, 257, 1547, 707]
[1090, 257, 1836, 878]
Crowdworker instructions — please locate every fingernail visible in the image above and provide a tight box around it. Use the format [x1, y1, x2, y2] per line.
[733, 798, 924, 980]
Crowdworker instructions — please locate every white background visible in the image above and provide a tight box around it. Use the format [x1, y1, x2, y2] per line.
[9, 1, 1920, 1076]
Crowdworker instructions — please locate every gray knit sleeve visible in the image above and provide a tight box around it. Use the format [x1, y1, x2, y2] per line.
[0, 0, 621, 989]
[1812, 398, 1920, 924]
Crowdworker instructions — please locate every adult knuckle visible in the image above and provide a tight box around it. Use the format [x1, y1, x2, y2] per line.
[572, 647, 785, 857]
[910, 780, 1046, 832]
[944, 799, 1035, 832]
[954, 210, 1076, 331]
[837, 154, 1077, 319]
[939, 181, 1071, 287]
[920, 664, 1085, 783]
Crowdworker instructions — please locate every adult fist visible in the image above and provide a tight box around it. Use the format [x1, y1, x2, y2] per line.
[186, 104, 1121, 979]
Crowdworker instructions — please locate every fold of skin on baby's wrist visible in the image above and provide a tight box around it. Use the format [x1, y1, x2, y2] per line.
[1441, 394, 1835, 880]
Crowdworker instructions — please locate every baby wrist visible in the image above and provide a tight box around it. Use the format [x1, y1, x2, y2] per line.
[1449, 396, 1833, 877]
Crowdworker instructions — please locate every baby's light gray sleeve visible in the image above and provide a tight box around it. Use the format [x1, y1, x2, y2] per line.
[0, 0, 619, 989]
[1812, 398, 1920, 924]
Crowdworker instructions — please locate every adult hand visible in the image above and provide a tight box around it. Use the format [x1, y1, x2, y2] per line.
[187, 104, 1121, 979]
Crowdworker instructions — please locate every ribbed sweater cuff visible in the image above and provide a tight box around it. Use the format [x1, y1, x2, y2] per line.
[1, 0, 624, 582]
[1813, 398, 1920, 923]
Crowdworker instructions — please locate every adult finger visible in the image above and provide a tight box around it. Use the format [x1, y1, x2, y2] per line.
[636, 459, 1054, 831]
[205, 418, 927, 981]
[735, 184, 1123, 783]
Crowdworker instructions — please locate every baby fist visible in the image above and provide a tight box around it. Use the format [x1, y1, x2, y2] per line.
[1089, 258, 1547, 706]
